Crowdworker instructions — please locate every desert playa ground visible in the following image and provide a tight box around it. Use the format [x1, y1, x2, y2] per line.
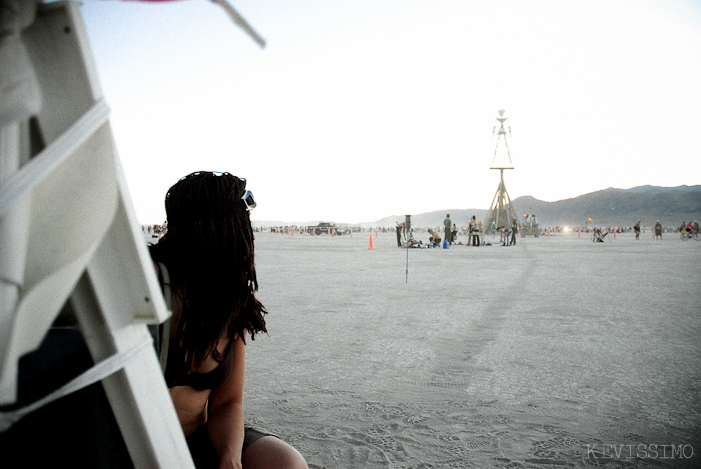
[243, 230, 700, 468]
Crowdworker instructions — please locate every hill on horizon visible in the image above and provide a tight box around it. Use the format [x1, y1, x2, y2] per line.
[255, 185, 701, 229]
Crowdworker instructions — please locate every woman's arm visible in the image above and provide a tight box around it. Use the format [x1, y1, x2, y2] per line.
[207, 332, 247, 469]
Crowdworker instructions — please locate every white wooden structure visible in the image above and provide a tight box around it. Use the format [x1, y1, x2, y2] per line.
[484, 110, 518, 234]
[0, 1, 193, 466]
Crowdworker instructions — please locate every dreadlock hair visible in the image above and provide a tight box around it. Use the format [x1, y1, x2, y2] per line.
[149, 171, 267, 383]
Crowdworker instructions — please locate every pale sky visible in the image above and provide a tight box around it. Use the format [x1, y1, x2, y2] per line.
[79, 0, 701, 225]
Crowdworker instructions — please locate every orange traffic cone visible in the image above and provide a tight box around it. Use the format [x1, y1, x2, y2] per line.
[368, 235, 375, 250]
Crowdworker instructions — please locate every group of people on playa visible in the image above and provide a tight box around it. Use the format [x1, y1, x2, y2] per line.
[680, 220, 699, 233]
[399, 216, 699, 249]
[142, 223, 166, 237]
[398, 213, 524, 248]
[633, 220, 666, 240]
[423, 214, 519, 248]
[632, 220, 699, 241]
[497, 219, 520, 246]
[633, 219, 665, 240]
[424, 213, 483, 248]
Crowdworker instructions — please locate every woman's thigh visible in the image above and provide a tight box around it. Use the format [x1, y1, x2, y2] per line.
[242, 435, 307, 469]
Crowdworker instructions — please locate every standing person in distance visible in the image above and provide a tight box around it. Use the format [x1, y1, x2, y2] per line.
[469, 216, 480, 247]
[444, 214, 452, 245]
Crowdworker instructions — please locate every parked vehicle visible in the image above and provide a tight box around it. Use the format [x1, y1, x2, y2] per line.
[307, 222, 339, 236]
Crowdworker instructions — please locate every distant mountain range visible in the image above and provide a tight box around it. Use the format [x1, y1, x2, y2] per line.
[255, 185, 701, 229]
[365, 185, 701, 229]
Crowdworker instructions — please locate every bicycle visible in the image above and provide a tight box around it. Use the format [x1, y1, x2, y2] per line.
[680, 230, 701, 241]
[592, 228, 610, 242]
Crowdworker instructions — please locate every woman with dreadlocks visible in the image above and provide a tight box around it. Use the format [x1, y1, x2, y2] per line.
[149, 172, 307, 469]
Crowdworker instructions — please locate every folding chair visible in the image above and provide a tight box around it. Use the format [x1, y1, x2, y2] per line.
[0, 2, 193, 466]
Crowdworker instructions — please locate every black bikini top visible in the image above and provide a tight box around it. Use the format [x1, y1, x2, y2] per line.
[153, 259, 234, 391]
[163, 340, 233, 391]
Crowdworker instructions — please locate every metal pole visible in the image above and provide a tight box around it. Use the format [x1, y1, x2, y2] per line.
[405, 242, 409, 283]
[405, 215, 411, 283]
